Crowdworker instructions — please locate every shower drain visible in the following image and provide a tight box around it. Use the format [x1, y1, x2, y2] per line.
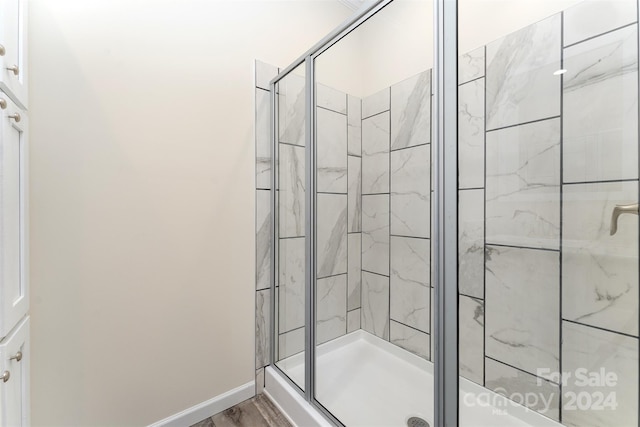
[406, 416, 430, 427]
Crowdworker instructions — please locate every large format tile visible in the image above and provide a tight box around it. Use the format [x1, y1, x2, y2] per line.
[347, 309, 361, 333]
[562, 181, 638, 336]
[317, 107, 348, 193]
[316, 83, 347, 114]
[458, 78, 485, 189]
[361, 271, 390, 340]
[348, 155, 362, 232]
[485, 358, 560, 422]
[486, 118, 561, 250]
[563, 0, 637, 47]
[390, 144, 430, 238]
[316, 274, 347, 344]
[255, 88, 271, 189]
[362, 194, 390, 276]
[486, 14, 561, 130]
[390, 320, 430, 360]
[362, 87, 390, 119]
[562, 321, 638, 427]
[347, 233, 361, 311]
[390, 236, 430, 332]
[362, 112, 390, 194]
[278, 237, 305, 333]
[390, 70, 431, 150]
[256, 190, 271, 291]
[459, 295, 484, 385]
[458, 189, 484, 299]
[255, 60, 278, 91]
[317, 194, 348, 278]
[563, 25, 638, 183]
[278, 144, 305, 238]
[347, 95, 362, 156]
[278, 72, 306, 146]
[278, 327, 304, 359]
[256, 289, 271, 368]
[459, 46, 485, 84]
[485, 246, 559, 377]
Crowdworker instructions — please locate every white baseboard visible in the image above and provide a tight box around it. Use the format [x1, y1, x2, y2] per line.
[148, 381, 255, 427]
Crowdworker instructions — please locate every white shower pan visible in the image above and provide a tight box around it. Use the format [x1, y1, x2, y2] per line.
[265, 330, 562, 427]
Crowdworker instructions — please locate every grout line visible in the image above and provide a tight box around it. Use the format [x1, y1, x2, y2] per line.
[390, 318, 431, 336]
[362, 109, 391, 121]
[483, 43, 488, 387]
[485, 242, 560, 252]
[390, 234, 431, 240]
[559, 14, 565, 423]
[316, 104, 347, 116]
[389, 142, 431, 153]
[486, 115, 561, 133]
[562, 318, 640, 340]
[485, 355, 562, 387]
[563, 21, 638, 49]
[563, 178, 639, 186]
[459, 75, 485, 85]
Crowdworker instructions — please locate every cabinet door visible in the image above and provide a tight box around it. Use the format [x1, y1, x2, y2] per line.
[0, 0, 27, 109]
[0, 317, 29, 427]
[0, 94, 27, 340]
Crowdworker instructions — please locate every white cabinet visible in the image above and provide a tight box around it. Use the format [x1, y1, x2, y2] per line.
[0, 0, 27, 109]
[0, 94, 27, 341]
[0, 317, 29, 427]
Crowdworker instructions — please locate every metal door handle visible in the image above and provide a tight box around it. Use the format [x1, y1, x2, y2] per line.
[8, 113, 20, 122]
[9, 351, 22, 362]
[0, 371, 9, 383]
[610, 203, 638, 235]
[6, 65, 18, 76]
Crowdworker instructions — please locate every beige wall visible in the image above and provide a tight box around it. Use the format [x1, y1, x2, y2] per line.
[28, 1, 350, 425]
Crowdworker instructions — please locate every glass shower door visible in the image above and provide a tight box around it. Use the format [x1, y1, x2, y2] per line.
[312, 0, 435, 425]
[457, 1, 639, 426]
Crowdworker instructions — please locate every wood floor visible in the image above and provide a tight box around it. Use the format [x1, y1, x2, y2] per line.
[190, 394, 293, 427]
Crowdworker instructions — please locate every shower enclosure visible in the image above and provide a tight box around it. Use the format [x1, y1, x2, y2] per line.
[255, 0, 640, 425]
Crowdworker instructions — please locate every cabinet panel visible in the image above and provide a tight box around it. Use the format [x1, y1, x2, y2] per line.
[0, 94, 27, 340]
[0, 317, 29, 427]
[0, 0, 27, 109]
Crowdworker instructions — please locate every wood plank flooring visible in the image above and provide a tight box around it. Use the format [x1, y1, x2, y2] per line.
[190, 394, 293, 427]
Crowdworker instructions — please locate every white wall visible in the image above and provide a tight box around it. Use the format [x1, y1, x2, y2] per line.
[28, 1, 350, 426]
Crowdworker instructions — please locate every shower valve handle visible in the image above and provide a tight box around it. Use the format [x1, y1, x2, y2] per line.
[610, 203, 639, 235]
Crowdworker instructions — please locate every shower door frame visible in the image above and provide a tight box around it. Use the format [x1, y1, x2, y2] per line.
[268, 0, 460, 425]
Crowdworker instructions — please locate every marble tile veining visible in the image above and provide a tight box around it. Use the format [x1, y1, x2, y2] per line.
[459, 295, 484, 385]
[458, 189, 484, 299]
[347, 95, 362, 156]
[486, 14, 561, 130]
[317, 194, 348, 278]
[390, 70, 431, 150]
[278, 72, 306, 146]
[362, 87, 390, 119]
[361, 271, 390, 340]
[348, 233, 361, 311]
[390, 320, 430, 360]
[316, 274, 347, 344]
[485, 245, 559, 378]
[563, 24, 638, 183]
[562, 181, 638, 336]
[255, 88, 271, 189]
[278, 144, 305, 238]
[316, 83, 347, 114]
[391, 144, 430, 238]
[348, 155, 362, 232]
[362, 112, 390, 194]
[486, 118, 560, 250]
[459, 46, 485, 84]
[255, 289, 271, 368]
[256, 190, 271, 291]
[255, 60, 278, 91]
[562, 321, 638, 427]
[362, 194, 390, 276]
[390, 236, 430, 332]
[458, 78, 485, 190]
[485, 358, 560, 422]
[563, 0, 637, 47]
[317, 107, 348, 193]
[278, 237, 305, 332]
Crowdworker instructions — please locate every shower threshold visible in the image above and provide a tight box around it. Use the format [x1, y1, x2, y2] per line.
[266, 330, 562, 427]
